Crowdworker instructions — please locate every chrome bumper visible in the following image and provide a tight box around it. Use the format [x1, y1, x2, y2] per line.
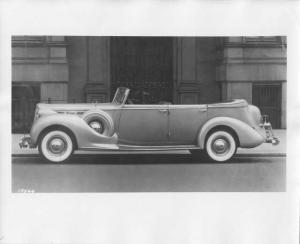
[262, 116, 280, 145]
[19, 136, 35, 149]
[265, 133, 280, 145]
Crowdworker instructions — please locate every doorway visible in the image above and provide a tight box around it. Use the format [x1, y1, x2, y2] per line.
[252, 83, 282, 129]
[12, 84, 40, 133]
[110, 37, 173, 104]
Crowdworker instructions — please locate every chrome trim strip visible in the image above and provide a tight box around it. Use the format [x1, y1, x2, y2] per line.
[80, 145, 200, 151]
[121, 105, 207, 110]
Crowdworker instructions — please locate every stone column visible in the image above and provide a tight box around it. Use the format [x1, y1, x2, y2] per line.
[281, 81, 287, 128]
[173, 37, 198, 104]
[85, 37, 111, 102]
[173, 37, 219, 104]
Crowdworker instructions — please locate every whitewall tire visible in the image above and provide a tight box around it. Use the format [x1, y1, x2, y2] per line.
[205, 130, 237, 162]
[39, 130, 74, 163]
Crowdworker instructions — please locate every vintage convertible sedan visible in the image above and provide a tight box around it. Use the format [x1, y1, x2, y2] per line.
[19, 87, 279, 163]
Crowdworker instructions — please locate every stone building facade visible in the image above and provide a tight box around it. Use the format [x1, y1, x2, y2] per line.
[12, 36, 286, 132]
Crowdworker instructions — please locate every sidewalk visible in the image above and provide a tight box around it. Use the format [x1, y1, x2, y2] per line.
[12, 130, 286, 157]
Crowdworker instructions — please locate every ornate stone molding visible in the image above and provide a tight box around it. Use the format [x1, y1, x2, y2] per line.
[12, 36, 69, 47]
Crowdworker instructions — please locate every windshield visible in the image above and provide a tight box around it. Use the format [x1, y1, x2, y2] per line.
[112, 87, 130, 105]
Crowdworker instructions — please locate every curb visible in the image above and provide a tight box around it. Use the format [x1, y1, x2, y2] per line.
[235, 153, 286, 158]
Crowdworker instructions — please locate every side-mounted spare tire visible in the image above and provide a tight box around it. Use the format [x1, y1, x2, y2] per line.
[82, 109, 115, 137]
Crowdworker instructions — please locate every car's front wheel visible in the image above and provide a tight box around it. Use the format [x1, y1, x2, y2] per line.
[38, 130, 74, 163]
[205, 130, 237, 162]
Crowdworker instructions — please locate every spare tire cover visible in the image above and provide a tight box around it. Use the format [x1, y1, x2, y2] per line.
[82, 110, 114, 137]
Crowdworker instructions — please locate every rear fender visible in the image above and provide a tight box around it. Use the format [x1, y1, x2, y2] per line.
[30, 114, 118, 148]
[197, 117, 265, 149]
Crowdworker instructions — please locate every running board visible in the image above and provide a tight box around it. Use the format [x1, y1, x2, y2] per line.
[80, 144, 200, 151]
[118, 144, 200, 151]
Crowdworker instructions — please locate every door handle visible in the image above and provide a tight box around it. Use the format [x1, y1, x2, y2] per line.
[198, 106, 207, 112]
[159, 109, 168, 113]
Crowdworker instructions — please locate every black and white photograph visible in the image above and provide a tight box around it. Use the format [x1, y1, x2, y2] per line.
[1, 1, 299, 244]
[12, 35, 286, 192]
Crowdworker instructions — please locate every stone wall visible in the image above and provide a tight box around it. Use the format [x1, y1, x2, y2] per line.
[12, 36, 69, 102]
[12, 36, 287, 128]
[218, 36, 287, 128]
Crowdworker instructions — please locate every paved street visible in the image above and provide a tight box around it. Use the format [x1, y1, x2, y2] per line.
[12, 154, 286, 192]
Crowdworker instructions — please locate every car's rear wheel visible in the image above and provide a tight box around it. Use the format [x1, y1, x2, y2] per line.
[38, 130, 74, 163]
[205, 130, 237, 162]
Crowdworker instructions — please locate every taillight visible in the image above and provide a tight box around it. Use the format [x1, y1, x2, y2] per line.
[34, 107, 40, 120]
[259, 116, 264, 127]
[248, 105, 262, 126]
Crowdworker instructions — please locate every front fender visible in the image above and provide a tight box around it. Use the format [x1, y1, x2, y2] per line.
[197, 117, 265, 149]
[30, 114, 117, 148]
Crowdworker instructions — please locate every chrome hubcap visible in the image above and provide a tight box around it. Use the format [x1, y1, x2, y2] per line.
[212, 138, 229, 155]
[48, 137, 66, 154]
[89, 121, 104, 134]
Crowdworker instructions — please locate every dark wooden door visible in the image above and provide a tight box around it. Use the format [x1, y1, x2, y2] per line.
[252, 84, 281, 129]
[12, 85, 40, 133]
[111, 37, 173, 104]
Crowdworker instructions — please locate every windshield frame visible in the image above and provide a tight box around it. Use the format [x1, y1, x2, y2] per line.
[112, 87, 130, 105]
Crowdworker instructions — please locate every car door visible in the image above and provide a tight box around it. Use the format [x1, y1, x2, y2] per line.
[168, 104, 207, 145]
[118, 104, 169, 146]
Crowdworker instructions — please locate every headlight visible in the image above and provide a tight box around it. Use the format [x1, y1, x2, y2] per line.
[89, 121, 103, 134]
